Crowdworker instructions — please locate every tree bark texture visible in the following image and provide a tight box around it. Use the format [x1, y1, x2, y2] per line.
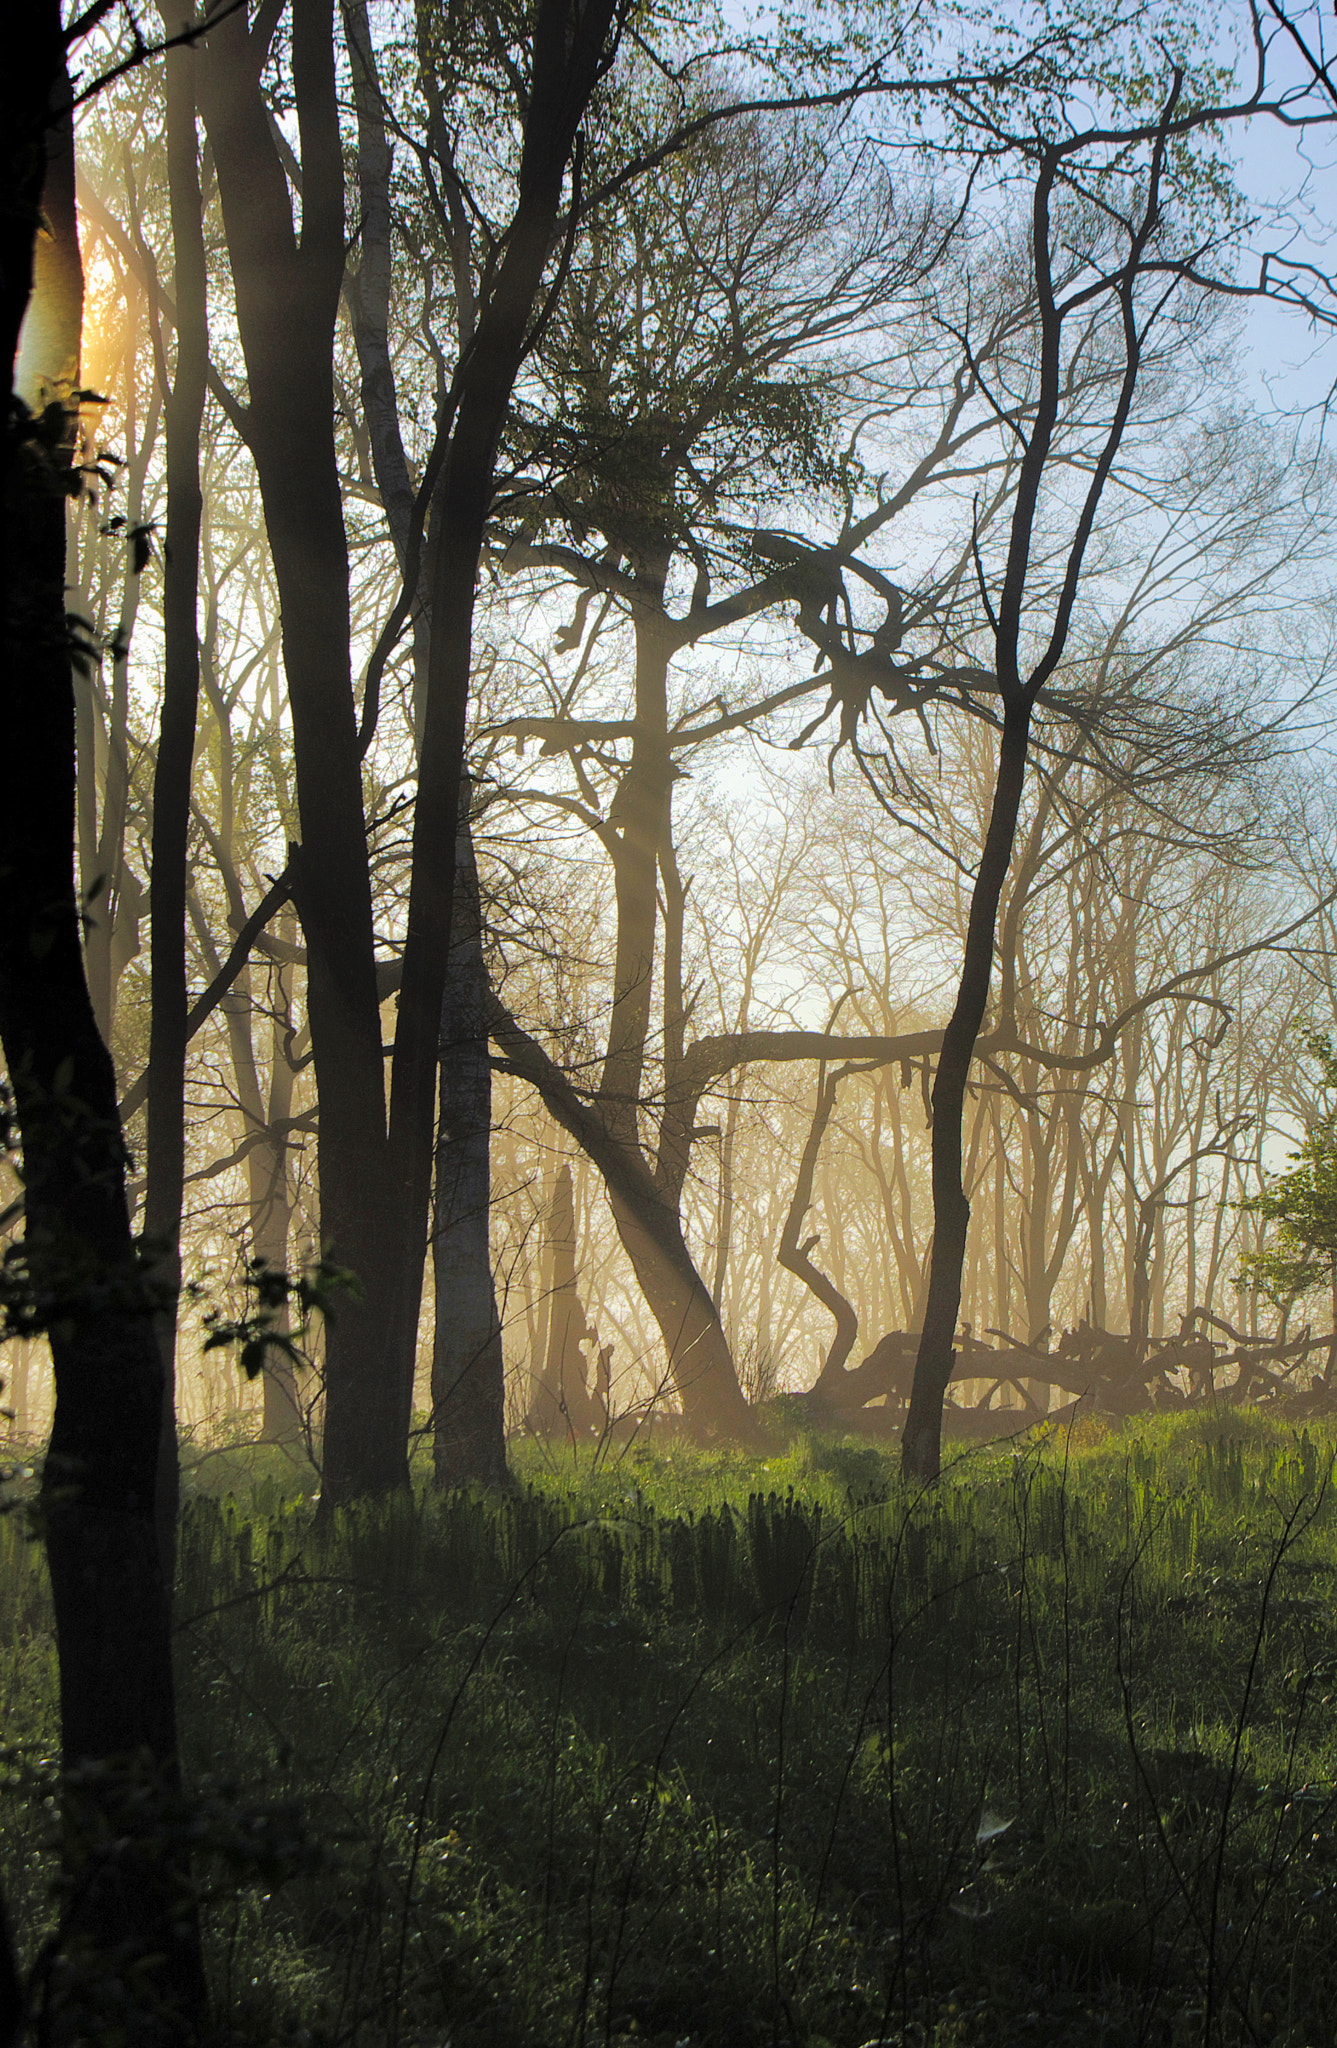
[381, 0, 628, 1467]
[902, 707, 1032, 1479]
[1, 41, 204, 2032]
[343, 13, 506, 1480]
[198, 0, 400, 1498]
[203, 0, 624, 1499]
[490, 1000, 757, 1437]
[145, 11, 209, 1561]
[431, 815, 508, 1485]
[781, 1065, 861, 1394]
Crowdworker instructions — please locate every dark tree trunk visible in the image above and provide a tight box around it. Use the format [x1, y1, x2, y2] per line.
[343, 1, 501, 1480]
[203, 0, 624, 1502]
[380, 0, 628, 1468]
[144, 10, 208, 1565]
[1, 39, 203, 2033]
[198, 0, 400, 1500]
[902, 706, 1032, 1480]
[490, 1001, 758, 1437]
[253, 928, 302, 1443]
[781, 1065, 861, 1393]
[431, 812, 508, 1485]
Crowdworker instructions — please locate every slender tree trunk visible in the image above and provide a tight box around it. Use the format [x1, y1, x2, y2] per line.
[342, 12, 507, 1481]
[492, 1001, 756, 1435]
[782, 1067, 861, 1396]
[529, 1158, 557, 1418]
[600, 623, 750, 1427]
[597, 605, 674, 1143]
[2, 43, 203, 2031]
[255, 925, 301, 1441]
[213, 945, 302, 1443]
[199, 0, 399, 1500]
[431, 813, 508, 1484]
[77, 386, 156, 1045]
[527, 1163, 588, 1436]
[381, 0, 628, 1465]
[144, 11, 208, 1566]
[711, 1068, 744, 1315]
[903, 705, 1032, 1479]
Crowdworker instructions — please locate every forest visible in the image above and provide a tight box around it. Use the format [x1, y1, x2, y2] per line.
[8, 0, 1337, 2041]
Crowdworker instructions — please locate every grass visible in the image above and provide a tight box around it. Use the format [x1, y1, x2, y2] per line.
[5, 1410, 1337, 2044]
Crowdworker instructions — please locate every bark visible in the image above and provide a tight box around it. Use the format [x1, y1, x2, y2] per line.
[253, 920, 302, 1442]
[526, 1162, 600, 1438]
[381, 0, 628, 1465]
[200, 0, 626, 1499]
[144, 9, 208, 1562]
[901, 118, 1163, 1476]
[1, 41, 203, 2031]
[490, 997, 757, 1436]
[431, 816, 508, 1484]
[902, 706, 1032, 1479]
[77, 392, 155, 1043]
[710, 1068, 744, 1314]
[599, 604, 674, 1145]
[343, 14, 506, 1480]
[198, 0, 398, 1498]
[780, 1066, 861, 1393]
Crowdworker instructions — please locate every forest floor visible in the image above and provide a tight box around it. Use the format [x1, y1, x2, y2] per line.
[2, 1408, 1337, 2045]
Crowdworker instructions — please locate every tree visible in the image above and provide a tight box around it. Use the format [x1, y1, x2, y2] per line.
[1241, 1033, 1337, 1309]
[898, 58, 1337, 1477]
[143, 0, 209, 1543]
[1, 6, 203, 2031]
[482, 95, 997, 1428]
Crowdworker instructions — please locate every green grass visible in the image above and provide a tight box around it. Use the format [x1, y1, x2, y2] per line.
[7, 1411, 1337, 2045]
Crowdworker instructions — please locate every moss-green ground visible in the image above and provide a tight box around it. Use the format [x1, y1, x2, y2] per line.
[5, 1410, 1337, 2045]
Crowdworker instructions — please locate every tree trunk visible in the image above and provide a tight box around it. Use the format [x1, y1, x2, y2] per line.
[526, 1163, 590, 1437]
[711, 1067, 745, 1315]
[598, 606, 673, 1145]
[144, 9, 208, 1565]
[491, 1000, 757, 1436]
[199, 0, 399, 1501]
[254, 922, 302, 1443]
[431, 813, 508, 1485]
[903, 706, 1032, 1480]
[607, 1191, 752, 1434]
[380, 0, 629, 1467]
[2, 40, 204, 2031]
[342, 1, 496, 1478]
[782, 1067, 861, 1397]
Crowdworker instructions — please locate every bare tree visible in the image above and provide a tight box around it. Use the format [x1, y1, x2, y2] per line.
[900, 73, 1337, 1472]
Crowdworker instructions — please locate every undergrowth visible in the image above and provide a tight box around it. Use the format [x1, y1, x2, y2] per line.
[4, 1411, 1337, 2045]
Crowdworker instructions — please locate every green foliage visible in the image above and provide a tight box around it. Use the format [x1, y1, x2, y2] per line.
[1239, 1032, 1337, 1306]
[7, 1419, 1337, 2041]
[199, 1257, 358, 1383]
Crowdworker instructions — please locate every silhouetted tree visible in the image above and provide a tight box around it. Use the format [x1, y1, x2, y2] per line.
[1, 6, 203, 2032]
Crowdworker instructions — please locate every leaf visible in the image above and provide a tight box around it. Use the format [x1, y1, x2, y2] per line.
[129, 521, 155, 574]
[976, 1807, 1014, 1845]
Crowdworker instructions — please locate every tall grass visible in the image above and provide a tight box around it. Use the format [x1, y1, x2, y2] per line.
[5, 1412, 1337, 2044]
